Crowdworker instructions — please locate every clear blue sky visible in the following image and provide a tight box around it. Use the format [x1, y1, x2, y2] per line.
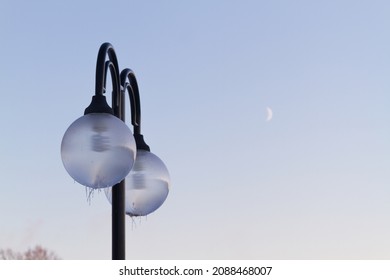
[1, 0, 389, 259]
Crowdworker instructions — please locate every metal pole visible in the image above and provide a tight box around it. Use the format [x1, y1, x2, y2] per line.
[95, 42, 126, 260]
[111, 59, 126, 259]
[111, 180, 126, 259]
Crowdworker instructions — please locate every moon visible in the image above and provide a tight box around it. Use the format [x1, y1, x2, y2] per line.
[266, 107, 273, 122]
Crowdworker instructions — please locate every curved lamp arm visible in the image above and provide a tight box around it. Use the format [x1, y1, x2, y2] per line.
[84, 42, 122, 117]
[120, 68, 150, 151]
[95, 43, 120, 97]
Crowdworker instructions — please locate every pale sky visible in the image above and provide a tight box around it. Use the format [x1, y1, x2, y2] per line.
[1, 0, 389, 259]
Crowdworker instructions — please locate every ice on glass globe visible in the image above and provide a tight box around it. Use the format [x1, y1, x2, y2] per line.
[61, 113, 136, 189]
[105, 150, 170, 216]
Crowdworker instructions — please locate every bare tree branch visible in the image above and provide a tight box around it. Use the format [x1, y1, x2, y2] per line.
[0, 245, 60, 260]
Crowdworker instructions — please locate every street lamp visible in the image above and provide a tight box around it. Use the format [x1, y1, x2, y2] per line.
[61, 43, 136, 190]
[105, 69, 170, 217]
[60, 42, 169, 259]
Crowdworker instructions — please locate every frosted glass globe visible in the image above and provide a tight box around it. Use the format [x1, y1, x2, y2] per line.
[105, 150, 170, 216]
[61, 113, 136, 189]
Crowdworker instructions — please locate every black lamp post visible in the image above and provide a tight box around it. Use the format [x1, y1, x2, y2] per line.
[61, 42, 170, 260]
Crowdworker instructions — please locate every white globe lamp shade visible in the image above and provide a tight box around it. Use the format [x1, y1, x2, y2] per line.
[106, 149, 170, 216]
[61, 113, 136, 189]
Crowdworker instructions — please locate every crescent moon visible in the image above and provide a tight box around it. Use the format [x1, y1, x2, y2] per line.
[266, 107, 273, 122]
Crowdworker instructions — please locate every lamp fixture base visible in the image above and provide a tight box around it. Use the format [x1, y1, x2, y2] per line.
[84, 95, 114, 115]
